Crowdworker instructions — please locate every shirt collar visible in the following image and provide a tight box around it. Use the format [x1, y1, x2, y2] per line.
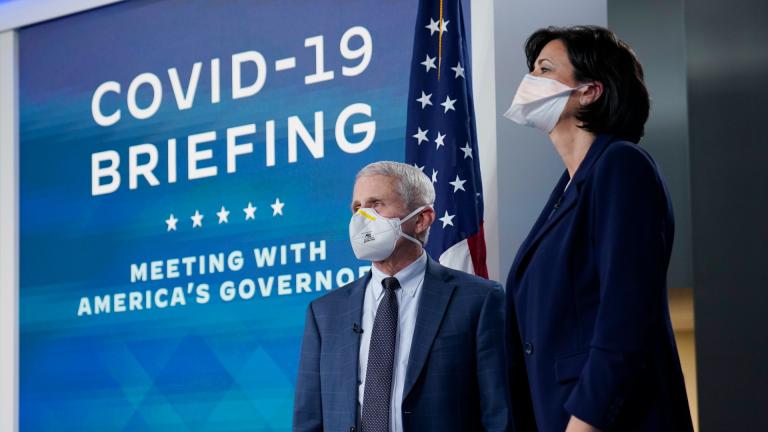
[370, 252, 428, 300]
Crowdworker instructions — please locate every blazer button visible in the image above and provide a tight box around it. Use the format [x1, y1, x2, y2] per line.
[524, 343, 534, 355]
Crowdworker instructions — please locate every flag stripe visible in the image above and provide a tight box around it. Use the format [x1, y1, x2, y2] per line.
[438, 239, 475, 275]
[467, 223, 488, 278]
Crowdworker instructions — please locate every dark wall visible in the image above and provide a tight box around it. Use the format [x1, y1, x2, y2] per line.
[608, 0, 692, 290]
[685, 0, 768, 430]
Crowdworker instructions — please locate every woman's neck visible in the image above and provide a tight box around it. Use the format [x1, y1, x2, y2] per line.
[548, 120, 596, 178]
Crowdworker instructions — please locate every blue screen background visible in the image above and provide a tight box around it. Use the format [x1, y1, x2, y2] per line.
[19, 1, 413, 429]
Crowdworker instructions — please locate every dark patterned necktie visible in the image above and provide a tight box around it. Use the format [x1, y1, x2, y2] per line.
[361, 276, 401, 432]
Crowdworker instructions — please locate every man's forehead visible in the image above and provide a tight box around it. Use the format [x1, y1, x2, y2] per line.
[352, 175, 398, 201]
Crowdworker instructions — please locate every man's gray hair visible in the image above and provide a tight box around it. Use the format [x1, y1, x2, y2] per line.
[356, 161, 435, 243]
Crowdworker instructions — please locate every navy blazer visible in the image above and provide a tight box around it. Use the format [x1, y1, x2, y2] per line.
[506, 134, 693, 431]
[293, 258, 509, 432]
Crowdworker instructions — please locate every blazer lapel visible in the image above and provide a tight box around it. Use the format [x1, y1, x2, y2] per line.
[511, 134, 615, 279]
[402, 258, 455, 399]
[510, 170, 571, 276]
[515, 177, 580, 271]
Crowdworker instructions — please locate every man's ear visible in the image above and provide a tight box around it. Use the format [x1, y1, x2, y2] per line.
[416, 207, 436, 234]
[580, 81, 604, 106]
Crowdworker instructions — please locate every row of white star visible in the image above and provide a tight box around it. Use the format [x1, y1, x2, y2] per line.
[416, 91, 459, 112]
[426, 17, 450, 35]
[412, 163, 469, 194]
[164, 198, 285, 231]
[412, 126, 475, 156]
[420, 56, 465, 78]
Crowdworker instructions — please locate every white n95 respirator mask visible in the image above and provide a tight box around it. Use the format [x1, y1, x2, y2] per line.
[504, 74, 588, 133]
[349, 206, 428, 261]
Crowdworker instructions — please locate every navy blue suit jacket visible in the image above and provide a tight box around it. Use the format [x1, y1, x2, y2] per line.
[506, 135, 693, 431]
[293, 258, 509, 432]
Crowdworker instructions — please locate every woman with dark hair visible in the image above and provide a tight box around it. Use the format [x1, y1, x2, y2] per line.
[504, 26, 694, 431]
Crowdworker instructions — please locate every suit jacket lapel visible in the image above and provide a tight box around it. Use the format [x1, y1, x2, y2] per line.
[344, 271, 369, 417]
[347, 271, 369, 331]
[403, 258, 455, 399]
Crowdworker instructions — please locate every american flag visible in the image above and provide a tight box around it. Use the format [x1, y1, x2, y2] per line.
[405, 0, 488, 278]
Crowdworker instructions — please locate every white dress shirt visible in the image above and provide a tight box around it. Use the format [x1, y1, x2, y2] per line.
[358, 252, 427, 432]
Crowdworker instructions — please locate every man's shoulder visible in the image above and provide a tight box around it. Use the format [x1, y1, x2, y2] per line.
[431, 261, 503, 294]
[308, 274, 367, 310]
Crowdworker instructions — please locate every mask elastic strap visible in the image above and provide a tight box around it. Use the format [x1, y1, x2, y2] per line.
[550, 82, 593, 98]
[400, 204, 431, 223]
[401, 232, 423, 246]
[400, 204, 431, 246]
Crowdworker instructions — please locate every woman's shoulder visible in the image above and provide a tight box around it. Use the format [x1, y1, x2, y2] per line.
[586, 138, 668, 205]
[594, 139, 659, 179]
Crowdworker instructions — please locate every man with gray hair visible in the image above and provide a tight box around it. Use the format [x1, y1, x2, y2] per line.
[294, 161, 510, 432]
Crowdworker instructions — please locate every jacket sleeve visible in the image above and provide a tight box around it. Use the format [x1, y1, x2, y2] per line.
[475, 283, 511, 432]
[293, 302, 323, 432]
[564, 145, 672, 429]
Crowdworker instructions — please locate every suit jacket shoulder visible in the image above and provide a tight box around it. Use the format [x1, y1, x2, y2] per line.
[434, 261, 503, 293]
[308, 274, 366, 309]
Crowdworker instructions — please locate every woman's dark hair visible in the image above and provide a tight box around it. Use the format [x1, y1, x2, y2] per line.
[525, 26, 649, 143]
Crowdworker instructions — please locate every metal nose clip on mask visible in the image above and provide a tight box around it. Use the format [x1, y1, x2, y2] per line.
[349, 206, 428, 261]
[504, 74, 589, 133]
